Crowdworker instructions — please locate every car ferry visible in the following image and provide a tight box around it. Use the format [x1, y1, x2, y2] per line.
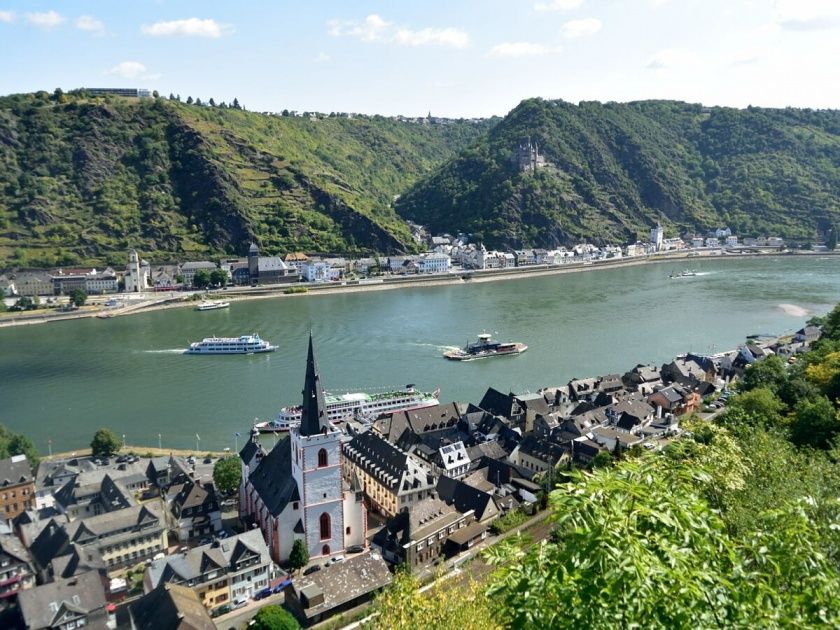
[443, 333, 527, 361]
[185, 334, 276, 354]
[255, 385, 440, 432]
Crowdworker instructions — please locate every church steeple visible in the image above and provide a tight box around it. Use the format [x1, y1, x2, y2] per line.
[299, 333, 329, 436]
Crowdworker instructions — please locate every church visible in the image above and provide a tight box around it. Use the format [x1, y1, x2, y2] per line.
[239, 335, 367, 563]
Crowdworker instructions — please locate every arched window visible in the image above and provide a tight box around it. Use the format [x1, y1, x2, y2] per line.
[318, 448, 328, 468]
[322, 544, 330, 556]
[319, 513, 331, 540]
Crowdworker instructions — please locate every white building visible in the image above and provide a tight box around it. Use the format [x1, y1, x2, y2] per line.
[650, 223, 664, 251]
[124, 249, 150, 293]
[84, 268, 118, 294]
[705, 237, 720, 248]
[301, 260, 340, 283]
[725, 235, 739, 247]
[417, 252, 451, 274]
[691, 237, 705, 249]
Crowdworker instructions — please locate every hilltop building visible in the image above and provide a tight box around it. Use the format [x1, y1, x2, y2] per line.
[514, 137, 547, 173]
[239, 335, 366, 563]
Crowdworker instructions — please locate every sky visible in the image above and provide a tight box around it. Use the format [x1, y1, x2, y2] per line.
[0, 0, 838, 118]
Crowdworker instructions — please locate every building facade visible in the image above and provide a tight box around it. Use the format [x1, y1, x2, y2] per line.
[0, 455, 35, 519]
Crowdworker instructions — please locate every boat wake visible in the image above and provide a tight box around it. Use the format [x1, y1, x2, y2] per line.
[410, 342, 461, 353]
[778, 303, 809, 317]
[142, 348, 187, 354]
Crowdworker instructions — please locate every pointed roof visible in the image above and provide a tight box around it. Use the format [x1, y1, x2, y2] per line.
[299, 334, 329, 436]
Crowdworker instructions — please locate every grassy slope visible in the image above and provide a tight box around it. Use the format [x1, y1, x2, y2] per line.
[0, 92, 492, 268]
[395, 98, 840, 248]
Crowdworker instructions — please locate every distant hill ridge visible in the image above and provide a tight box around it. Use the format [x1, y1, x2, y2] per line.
[395, 98, 840, 249]
[0, 91, 493, 268]
[1, 93, 838, 268]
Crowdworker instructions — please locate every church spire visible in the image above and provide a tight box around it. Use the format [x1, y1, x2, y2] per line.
[299, 333, 329, 436]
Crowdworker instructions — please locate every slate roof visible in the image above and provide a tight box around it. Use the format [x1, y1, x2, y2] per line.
[374, 402, 462, 442]
[0, 454, 32, 486]
[478, 388, 521, 419]
[344, 431, 435, 495]
[299, 334, 330, 437]
[246, 436, 299, 516]
[0, 532, 32, 566]
[436, 475, 497, 522]
[129, 583, 215, 630]
[50, 542, 107, 579]
[465, 441, 508, 462]
[145, 530, 269, 588]
[17, 570, 108, 630]
[516, 435, 568, 465]
[169, 480, 218, 513]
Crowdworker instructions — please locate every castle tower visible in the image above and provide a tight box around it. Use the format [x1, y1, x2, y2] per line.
[650, 223, 664, 251]
[125, 249, 141, 292]
[290, 334, 346, 559]
[248, 243, 260, 284]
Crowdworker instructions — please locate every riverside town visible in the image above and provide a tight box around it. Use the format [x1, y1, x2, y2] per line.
[3, 2, 840, 628]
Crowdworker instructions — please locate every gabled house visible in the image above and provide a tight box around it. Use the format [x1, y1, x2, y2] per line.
[436, 476, 500, 524]
[16, 570, 115, 630]
[0, 533, 35, 607]
[127, 583, 215, 630]
[509, 435, 569, 473]
[166, 480, 221, 542]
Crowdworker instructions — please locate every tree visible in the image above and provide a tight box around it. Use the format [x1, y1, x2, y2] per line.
[212, 456, 241, 495]
[0, 424, 40, 467]
[208, 97, 216, 107]
[208, 269, 227, 287]
[69, 288, 87, 307]
[186, 96, 193, 105]
[251, 605, 300, 630]
[195, 98, 203, 106]
[232, 97, 241, 109]
[591, 450, 613, 468]
[738, 355, 788, 394]
[721, 387, 787, 430]
[289, 539, 309, 575]
[169, 93, 175, 100]
[805, 351, 840, 401]
[827, 225, 838, 251]
[790, 395, 840, 449]
[52, 87, 64, 103]
[90, 428, 121, 457]
[152, 90, 160, 99]
[193, 269, 211, 289]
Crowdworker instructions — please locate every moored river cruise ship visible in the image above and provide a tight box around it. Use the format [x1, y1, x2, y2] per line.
[255, 385, 440, 432]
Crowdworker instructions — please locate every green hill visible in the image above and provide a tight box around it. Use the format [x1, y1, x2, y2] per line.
[395, 98, 840, 248]
[0, 91, 493, 268]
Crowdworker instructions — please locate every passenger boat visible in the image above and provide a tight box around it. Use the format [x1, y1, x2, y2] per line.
[185, 334, 276, 354]
[195, 301, 230, 311]
[669, 270, 698, 279]
[443, 333, 527, 361]
[255, 384, 440, 432]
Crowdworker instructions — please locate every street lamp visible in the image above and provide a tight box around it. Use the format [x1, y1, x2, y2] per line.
[196, 433, 200, 453]
[158, 433, 162, 450]
[234, 432, 240, 453]
[122, 434, 126, 449]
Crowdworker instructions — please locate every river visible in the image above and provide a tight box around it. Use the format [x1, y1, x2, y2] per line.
[0, 256, 837, 452]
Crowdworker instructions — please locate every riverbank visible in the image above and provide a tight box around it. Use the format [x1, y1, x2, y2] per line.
[1, 250, 836, 328]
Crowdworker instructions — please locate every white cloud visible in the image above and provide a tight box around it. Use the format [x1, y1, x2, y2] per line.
[488, 42, 561, 58]
[0, 10, 15, 23]
[394, 27, 468, 48]
[561, 17, 601, 38]
[315, 52, 331, 62]
[75, 15, 104, 34]
[141, 17, 232, 38]
[25, 10, 64, 29]
[775, 0, 840, 30]
[105, 61, 160, 80]
[534, 0, 583, 12]
[328, 14, 469, 48]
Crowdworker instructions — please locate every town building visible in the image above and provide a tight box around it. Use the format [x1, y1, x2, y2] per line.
[650, 223, 664, 251]
[301, 260, 340, 282]
[124, 249, 151, 293]
[246, 244, 298, 285]
[239, 335, 366, 563]
[165, 480, 221, 542]
[16, 570, 116, 630]
[0, 455, 36, 519]
[0, 533, 35, 607]
[286, 553, 392, 625]
[143, 530, 273, 614]
[127, 582, 215, 630]
[417, 252, 451, 274]
[179, 261, 216, 288]
[342, 430, 437, 517]
[84, 87, 151, 98]
[12, 272, 53, 297]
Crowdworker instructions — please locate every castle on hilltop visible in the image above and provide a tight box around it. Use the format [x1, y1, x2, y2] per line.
[514, 137, 547, 173]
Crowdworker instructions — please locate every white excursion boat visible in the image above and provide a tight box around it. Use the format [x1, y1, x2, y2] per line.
[195, 301, 230, 311]
[255, 384, 440, 432]
[185, 334, 277, 355]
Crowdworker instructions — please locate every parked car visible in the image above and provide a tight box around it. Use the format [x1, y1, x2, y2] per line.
[346, 545, 364, 554]
[232, 596, 248, 609]
[327, 555, 345, 565]
[303, 565, 321, 576]
[198, 536, 212, 545]
[212, 604, 231, 618]
[217, 530, 229, 539]
[253, 587, 272, 600]
[272, 579, 292, 594]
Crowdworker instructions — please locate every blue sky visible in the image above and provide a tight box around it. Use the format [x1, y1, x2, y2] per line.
[0, 0, 838, 117]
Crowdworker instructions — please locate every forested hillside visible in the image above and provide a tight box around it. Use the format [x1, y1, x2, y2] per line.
[0, 91, 492, 268]
[396, 98, 840, 248]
